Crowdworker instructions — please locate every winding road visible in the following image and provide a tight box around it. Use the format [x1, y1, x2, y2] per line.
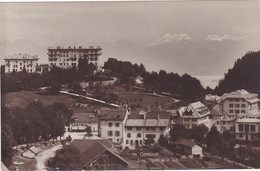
[35, 144, 62, 171]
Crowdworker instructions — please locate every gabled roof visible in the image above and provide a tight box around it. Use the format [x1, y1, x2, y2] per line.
[180, 101, 210, 118]
[70, 139, 112, 153]
[71, 113, 98, 123]
[174, 138, 199, 148]
[80, 142, 129, 167]
[210, 105, 223, 116]
[220, 89, 260, 104]
[99, 107, 127, 121]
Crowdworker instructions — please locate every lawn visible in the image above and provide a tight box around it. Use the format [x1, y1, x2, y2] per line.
[2, 91, 78, 108]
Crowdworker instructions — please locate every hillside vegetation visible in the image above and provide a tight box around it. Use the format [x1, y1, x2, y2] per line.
[215, 51, 260, 95]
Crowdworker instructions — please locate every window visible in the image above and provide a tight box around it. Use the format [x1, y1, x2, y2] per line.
[245, 124, 249, 132]
[140, 140, 142, 145]
[136, 127, 141, 131]
[239, 134, 243, 137]
[235, 99, 240, 102]
[108, 131, 113, 136]
[160, 127, 164, 131]
[235, 104, 240, 108]
[151, 127, 156, 131]
[229, 104, 234, 108]
[229, 110, 233, 113]
[127, 127, 132, 130]
[137, 133, 141, 138]
[235, 110, 240, 114]
[127, 133, 131, 138]
[115, 131, 120, 137]
[250, 125, 256, 132]
[239, 124, 243, 131]
[126, 140, 129, 144]
[115, 123, 120, 127]
[130, 140, 133, 145]
[75, 116, 79, 120]
[146, 127, 150, 131]
[241, 110, 246, 114]
[108, 122, 112, 127]
[241, 104, 246, 108]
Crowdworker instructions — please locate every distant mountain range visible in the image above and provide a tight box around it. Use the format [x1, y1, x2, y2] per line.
[1, 37, 258, 88]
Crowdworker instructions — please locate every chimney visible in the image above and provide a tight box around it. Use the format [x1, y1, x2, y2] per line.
[158, 113, 160, 120]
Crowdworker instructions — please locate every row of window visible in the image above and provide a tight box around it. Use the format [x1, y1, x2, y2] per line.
[125, 139, 143, 145]
[126, 127, 165, 131]
[108, 122, 120, 127]
[108, 131, 120, 137]
[229, 109, 246, 114]
[127, 133, 142, 138]
[229, 104, 246, 108]
[238, 124, 256, 132]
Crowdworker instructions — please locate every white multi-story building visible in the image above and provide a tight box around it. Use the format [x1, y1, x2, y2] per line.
[70, 113, 98, 132]
[47, 46, 102, 69]
[178, 101, 211, 129]
[4, 53, 39, 73]
[235, 118, 260, 141]
[98, 107, 129, 144]
[219, 89, 260, 118]
[123, 111, 171, 150]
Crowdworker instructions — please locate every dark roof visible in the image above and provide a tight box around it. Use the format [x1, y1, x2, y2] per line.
[174, 138, 198, 148]
[99, 107, 127, 121]
[146, 111, 171, 119]
[79, 142, 129, 167]
[71, 113, 98, 123]
[70, 139, 112, 153]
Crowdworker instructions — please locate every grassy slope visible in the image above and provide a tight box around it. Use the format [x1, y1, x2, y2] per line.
[2, 91, 78, 108]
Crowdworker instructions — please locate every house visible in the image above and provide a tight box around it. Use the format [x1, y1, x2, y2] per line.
[235, 118, 260, 141]
[4, 53, 39, 73]
[70, 112, 98, 132]
[123, 110, 171, 150]
[71, 139, 129, 170]
[209, 105, 224, 126]
[98, 107, 130, 144]
[174, 138, 203, 158]
[178, 101, 211, 129]
[219, 89, 260, 118]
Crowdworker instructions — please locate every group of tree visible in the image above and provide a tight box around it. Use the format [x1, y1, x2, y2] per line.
[1, 101, 73, 167]
[215, 51, 260, 96]
[1, 58, 96, 94]
[47, 145, 83, 170]
[104, 58, 205, 102]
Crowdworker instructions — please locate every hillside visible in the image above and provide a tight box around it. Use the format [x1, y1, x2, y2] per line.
[215, 51, 260, 95]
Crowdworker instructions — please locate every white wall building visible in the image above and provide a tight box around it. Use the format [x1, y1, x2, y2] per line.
[178, 101, 211, 129]
[219, 89, 260, 118]
[4, 53, 39, 73]
[47, 46, 102, 69]
[235, 118, 260, 141]
[70, 113, 98, 132]
[98, 107, 129, 144]
[123, 111, 171, 150]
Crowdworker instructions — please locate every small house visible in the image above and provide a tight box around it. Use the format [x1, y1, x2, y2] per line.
[174, 138, 203, 158]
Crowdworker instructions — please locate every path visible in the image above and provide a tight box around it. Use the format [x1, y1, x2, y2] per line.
[35, 144, 62, 171]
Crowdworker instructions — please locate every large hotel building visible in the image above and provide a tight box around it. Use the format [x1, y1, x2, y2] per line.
[47, 46, 102, 69]
[4, 53, 39, 73]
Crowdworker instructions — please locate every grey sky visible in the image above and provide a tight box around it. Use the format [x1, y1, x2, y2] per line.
[1, 1, 260, 87]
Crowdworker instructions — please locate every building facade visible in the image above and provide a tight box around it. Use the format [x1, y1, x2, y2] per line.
[47, 46, 102, 69]
[123, 111, 171, 150]
[219, 89, 260, 118]
[98, 107, 129, 144]
[4, 53, 39, 73]
[70, 113, 98, 132]
[178, 101, 211, 129]
[35, 64, 49, 74]
[235, 118, 260, 141]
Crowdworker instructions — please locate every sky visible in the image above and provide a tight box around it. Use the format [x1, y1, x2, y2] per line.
[1, 1, 260, 88]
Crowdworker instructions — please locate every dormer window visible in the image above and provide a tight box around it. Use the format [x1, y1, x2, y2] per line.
[75, 116, 79, 120]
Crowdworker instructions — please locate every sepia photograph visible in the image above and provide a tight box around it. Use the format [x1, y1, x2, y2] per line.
[1, 0, 260, 170]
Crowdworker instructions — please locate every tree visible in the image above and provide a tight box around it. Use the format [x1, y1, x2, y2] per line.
[192, 124, 208, 143]
[206, 126, 221, 148]
[145, 134, 155, 146]
[170, 124, 188, 142]
[47, 145, 83, 170]
[49, 81, 61, 95]
[158, 134, 168, 147]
